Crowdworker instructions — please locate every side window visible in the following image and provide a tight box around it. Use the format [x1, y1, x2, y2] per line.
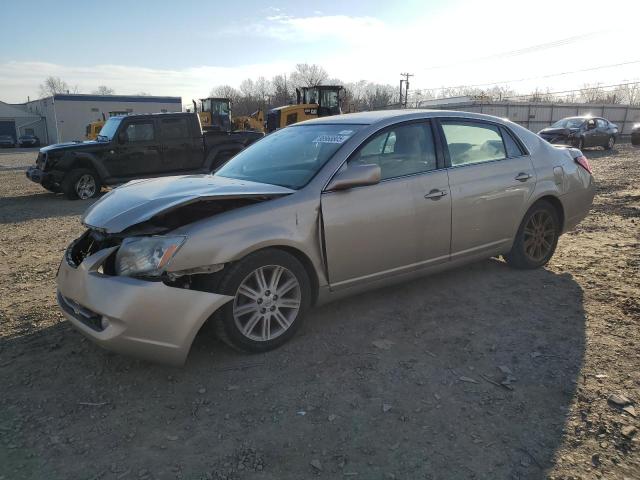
[596, 119, 607, 128]
[501, 127, 525, 157]
[286, 113, 298, 126]
[159, 118, 189, 140]
[441, 121, 506, 166]
[348, 122, 437, 180]
[125, 122, 154, 142]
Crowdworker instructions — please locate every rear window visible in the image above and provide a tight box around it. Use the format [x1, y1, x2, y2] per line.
[441, 121, 506, 166]
[501, 127, 526, 157]
[159, 117, 190, 140]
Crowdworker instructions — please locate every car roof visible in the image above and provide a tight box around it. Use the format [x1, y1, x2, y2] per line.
[298, 109, 514, 126]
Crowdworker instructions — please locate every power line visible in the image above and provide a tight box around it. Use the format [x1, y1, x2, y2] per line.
[418, 60, 640, 93]
[502, 81, 640, 100]
[421, 30, 608, 71]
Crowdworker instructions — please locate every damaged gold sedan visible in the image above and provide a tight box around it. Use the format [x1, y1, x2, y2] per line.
[57, 110, 595, 365]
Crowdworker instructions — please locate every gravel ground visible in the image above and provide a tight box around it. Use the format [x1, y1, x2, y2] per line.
[0, 145, 638, 480]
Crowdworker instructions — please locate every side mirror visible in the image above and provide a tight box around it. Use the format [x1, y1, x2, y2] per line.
[117, 131, 128, 144]
[325, 164, 381, 191]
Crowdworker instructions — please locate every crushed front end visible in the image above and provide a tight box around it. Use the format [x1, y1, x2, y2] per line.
[57, 229, 232, 366]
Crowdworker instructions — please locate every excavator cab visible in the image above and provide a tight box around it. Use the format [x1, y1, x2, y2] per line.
[266, 85, 343, 133]
[297, 85, 343, 117]
[198, 97, 232, 131]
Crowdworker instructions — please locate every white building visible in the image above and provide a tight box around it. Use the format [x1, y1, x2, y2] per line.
[0, 101, 46, 142]
[7, 94, 182, 144]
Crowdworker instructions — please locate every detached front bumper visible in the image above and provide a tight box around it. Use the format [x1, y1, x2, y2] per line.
[56, 247, 233, 366]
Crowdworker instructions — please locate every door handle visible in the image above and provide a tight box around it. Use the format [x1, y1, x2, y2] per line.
[515, 173, 531, 182]
[424, 189, 448, 200]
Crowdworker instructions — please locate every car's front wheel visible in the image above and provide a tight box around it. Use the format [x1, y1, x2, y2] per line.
[62, 169, 101, 200]
[212, 249, 311, 352]
[504, 200, 560, 269]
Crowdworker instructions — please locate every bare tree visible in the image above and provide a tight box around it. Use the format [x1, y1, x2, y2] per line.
[93, 85, 115, 95]
[39, 76, 70, 97]
[210, 85, 240, 102]
[290, 63, 328, 87]
[271, 74, 293, 106]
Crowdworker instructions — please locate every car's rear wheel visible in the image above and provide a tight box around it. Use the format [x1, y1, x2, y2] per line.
[605, 136, 615, 150]
[504, 200, 560, 269]
[62, 169, 101, 200]
[212, 249, 311, 352]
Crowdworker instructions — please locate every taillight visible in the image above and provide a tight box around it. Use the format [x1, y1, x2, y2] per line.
[575, 155, 592, 174]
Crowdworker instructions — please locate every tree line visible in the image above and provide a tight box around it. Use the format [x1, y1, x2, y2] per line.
[38, 63, 640, 114]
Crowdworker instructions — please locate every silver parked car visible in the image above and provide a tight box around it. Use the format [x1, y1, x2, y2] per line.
[57, 110, 595, 365]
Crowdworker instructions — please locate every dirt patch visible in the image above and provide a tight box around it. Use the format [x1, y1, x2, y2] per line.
[1, 146, 638, 479]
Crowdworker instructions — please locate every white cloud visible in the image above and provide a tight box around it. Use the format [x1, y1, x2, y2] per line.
[0, 60, 295, 104]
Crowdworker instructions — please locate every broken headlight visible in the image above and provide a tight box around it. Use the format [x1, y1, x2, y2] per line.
[115, 235, 186, 278]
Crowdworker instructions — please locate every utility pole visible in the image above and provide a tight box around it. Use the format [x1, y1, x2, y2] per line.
[400, 73, 414, 108]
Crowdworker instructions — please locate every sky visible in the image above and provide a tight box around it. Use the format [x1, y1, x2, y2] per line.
[0, 0, 638, 104]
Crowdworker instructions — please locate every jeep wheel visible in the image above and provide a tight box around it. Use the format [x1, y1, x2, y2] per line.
[62, 169, 101, 200]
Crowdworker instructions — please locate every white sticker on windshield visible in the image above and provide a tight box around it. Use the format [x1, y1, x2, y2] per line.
[338, 129, 354, 135]
[313, 134, 349, 144]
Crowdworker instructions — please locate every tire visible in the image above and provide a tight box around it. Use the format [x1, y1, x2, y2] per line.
[604, 136, 615, 150]
[207, 249, 311, 353]
[42, 182, 61, 194]
[504, 200, 560, 270]
[62, 168, 101, 200]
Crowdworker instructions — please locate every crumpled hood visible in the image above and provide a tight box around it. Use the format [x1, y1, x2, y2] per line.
[538, 127, 579, 136]
[82, 175, 295, 233]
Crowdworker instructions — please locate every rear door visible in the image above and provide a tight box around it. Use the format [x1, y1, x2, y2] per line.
[321, 121, 451, 290]
[158, 116, 202, 172]
[438, 119, 536, 260]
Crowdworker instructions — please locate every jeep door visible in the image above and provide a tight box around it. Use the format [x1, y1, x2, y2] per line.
[115, 119, 163, 177]
[158, 116, 203, 172]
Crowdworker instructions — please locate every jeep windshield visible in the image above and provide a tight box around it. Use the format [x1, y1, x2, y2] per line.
[97, 117, 123, 141]
[215, 124, 363, 189]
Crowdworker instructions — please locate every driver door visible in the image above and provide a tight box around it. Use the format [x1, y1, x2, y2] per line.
[321, 121, 451, 290]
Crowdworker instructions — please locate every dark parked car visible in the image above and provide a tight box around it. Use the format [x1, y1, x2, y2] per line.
[0, 135, 16, 148]
[632, 123, 640, 146]
[538, 116, 618, 150]
[18, 134, 40, 147]
[26, 112, 263, 199]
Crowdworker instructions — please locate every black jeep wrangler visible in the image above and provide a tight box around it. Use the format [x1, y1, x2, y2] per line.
[26, 112, 263, 199]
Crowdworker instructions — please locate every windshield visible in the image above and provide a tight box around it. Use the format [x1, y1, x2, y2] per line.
[320, 89, 339, 108]
[202, 99, 230, 115]
[97, 117, 122, 141]
[216, 124, 362, 189]
[551, 118, 585, 129]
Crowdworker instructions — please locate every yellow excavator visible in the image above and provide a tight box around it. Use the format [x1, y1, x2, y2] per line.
[265, 85, 344, 133]
[194, 98, 233, 131]
[233, 109, 265, 132]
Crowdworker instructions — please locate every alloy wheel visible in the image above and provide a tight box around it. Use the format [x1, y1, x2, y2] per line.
[523, 210, 556, 262]
[232, 265, 301, 342]
[607, 136, 615, 149]
[75, 174, 96, 199]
